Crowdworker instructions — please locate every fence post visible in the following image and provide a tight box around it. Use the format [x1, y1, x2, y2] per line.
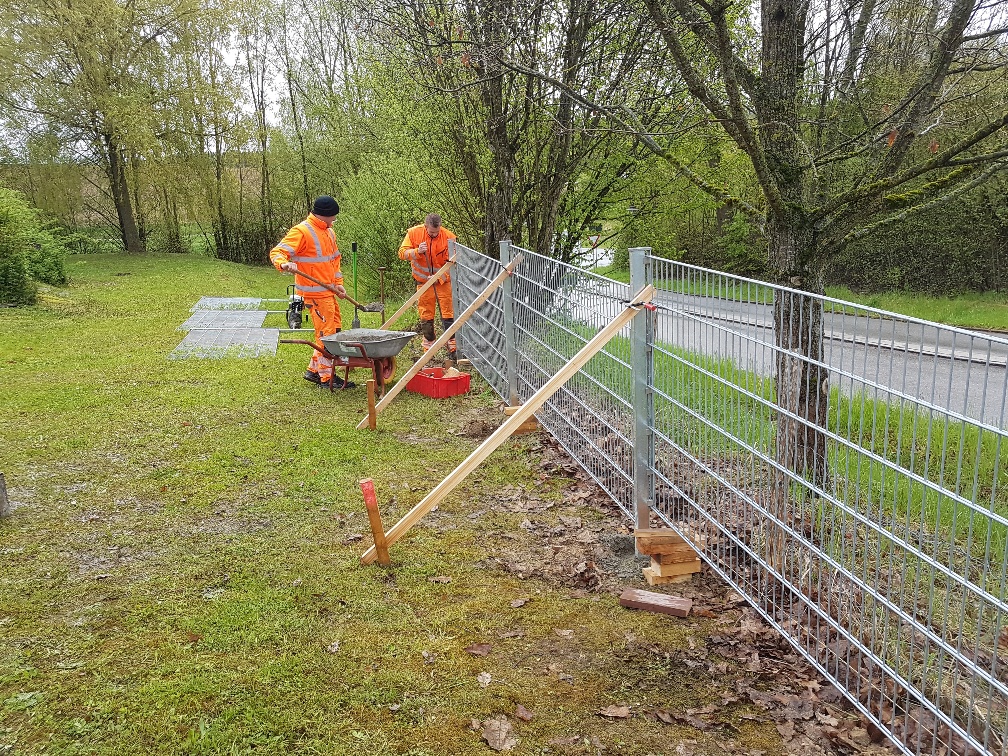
[499, 240, 520, 406]
[629, 247, 655, 532]
[448, 239, 463, 357]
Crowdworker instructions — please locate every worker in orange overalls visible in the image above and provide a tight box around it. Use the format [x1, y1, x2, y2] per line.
[399, 213, 458, 365]
[270, 196, 354, 388]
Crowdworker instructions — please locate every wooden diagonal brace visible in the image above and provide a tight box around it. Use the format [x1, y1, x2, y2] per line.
[360, 283, 656, 564]
[356, 253, 524, 430]
[379, 259, 455, 330]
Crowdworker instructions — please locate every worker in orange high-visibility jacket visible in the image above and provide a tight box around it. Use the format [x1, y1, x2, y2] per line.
[398, 213, 458, 364]
[270, 196, 355, 389]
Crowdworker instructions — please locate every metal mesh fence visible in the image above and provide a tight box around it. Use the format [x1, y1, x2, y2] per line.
[646, 257, 1008, 756]
[452, 240, 1008, 756]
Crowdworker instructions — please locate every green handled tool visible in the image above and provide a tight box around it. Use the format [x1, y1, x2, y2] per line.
[351, 241, 360, 329]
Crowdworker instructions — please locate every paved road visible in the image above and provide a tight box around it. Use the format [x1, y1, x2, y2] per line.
[570, 280, 1008, 429]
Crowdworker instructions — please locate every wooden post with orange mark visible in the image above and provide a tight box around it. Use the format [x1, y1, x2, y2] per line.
[366, 380, 377, 431]
[360, 478, 390, 566]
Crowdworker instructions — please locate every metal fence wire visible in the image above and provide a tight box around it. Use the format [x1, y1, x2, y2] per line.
[450, 241, 1008, 756]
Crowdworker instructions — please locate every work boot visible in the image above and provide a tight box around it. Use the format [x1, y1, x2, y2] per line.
[304, 370, 322, 384]
[327, 376, 356, 390]
[419, 319, 436, 345]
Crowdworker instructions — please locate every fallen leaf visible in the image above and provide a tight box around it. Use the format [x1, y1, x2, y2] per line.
[389, 704, 401, 712]
[776, 720, 795, 741]
[510, 598, 529, 608]
[887, 128, 898, 147]
[554, 629, 574, 639]
[590, 735, 605, 749]
[725, 591, 746, 607]
[482, 716, 517, 751]
[342, 533, 364, 544]
[185, 632, 202, 645]
[477, 671, 492, 687]
[498, 629, 524, 639]
[466, 643, 492, 656]
[429, 575, 452, 584]
[515, 704, 534, 721]
[326, 640, 340, 654]
[599, 704, 632, 719]
[815, 710, 839, 727]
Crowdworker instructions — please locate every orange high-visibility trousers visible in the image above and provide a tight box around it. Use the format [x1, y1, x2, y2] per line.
[418, 280, 455, 352]
[418, 279, 453, 321]
[307, 296, 341, 380]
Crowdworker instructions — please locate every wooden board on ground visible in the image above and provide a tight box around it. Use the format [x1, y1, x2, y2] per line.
[643, 566, 694, 586]
[650, 556, 701, 578]
[619, 587, 692, 617]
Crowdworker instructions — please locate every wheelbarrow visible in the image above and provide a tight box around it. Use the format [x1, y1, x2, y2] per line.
[280, 328, 416, 396]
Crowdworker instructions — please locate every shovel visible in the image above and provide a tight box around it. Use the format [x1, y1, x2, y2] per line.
[291, 268, 384, 312]
[351, 242, 360, 329]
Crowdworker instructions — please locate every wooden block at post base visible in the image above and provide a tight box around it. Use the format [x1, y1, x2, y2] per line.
[650, 542, 700, 563]
[649, 556, 701, 578]
[619, 587, 693, 618]
[634, 527, 708, 555]
[642, 566, 694, 586]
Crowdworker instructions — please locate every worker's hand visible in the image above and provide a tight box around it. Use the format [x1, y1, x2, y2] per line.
[280, 261, 297, 273]
[333, 284, 347, 299]
[417, 241, 428, 255]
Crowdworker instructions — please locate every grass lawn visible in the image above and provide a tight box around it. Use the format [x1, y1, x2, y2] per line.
[0, 253, 793, 755]
[592, 266, 1008, 331]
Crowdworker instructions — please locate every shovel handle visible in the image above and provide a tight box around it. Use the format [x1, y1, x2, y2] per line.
[291, 267, 373, 310]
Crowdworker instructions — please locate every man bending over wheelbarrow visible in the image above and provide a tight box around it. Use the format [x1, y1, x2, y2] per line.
[399, 213, 458, 367]
[270, 196, 355, 389]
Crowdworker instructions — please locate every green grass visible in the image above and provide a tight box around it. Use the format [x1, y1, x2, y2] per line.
[0, 253, 785, 755]
[826, 286, 1008, 332]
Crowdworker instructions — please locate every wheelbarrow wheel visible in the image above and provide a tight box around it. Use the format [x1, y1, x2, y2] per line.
[379, 357, 396, 381]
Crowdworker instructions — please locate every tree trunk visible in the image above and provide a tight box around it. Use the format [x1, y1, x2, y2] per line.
[767, 218, 829, 569]
[103, 132, 144, 254]
[481, 0, 515, 254]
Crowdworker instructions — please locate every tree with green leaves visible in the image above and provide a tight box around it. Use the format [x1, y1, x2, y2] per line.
[0, 0, 216, 253]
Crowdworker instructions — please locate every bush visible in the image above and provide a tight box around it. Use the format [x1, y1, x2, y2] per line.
[0, 188, 69, 304]
[0, 234, 36, 305]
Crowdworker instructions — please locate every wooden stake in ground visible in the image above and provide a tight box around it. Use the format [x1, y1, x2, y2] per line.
[360, 478, 390, 566]
[355, 254, 524, 431]
[379, 259, 455, 330]
[360, 284, 656, 565]
[366, 379, 377, 431]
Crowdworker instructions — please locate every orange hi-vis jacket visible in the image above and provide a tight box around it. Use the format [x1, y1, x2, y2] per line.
[269, 214, 343, 299]
[398, 224, 457, 284]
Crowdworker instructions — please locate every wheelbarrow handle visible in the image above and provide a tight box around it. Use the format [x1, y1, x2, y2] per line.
[291, 269, 369, 309]
[278, 338, 329, 355]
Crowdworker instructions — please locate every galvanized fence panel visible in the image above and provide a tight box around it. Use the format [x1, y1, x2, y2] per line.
[646, 256, 1008, 756]
[451, 239, 1008, 756]
[452, 242, 509, 400]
